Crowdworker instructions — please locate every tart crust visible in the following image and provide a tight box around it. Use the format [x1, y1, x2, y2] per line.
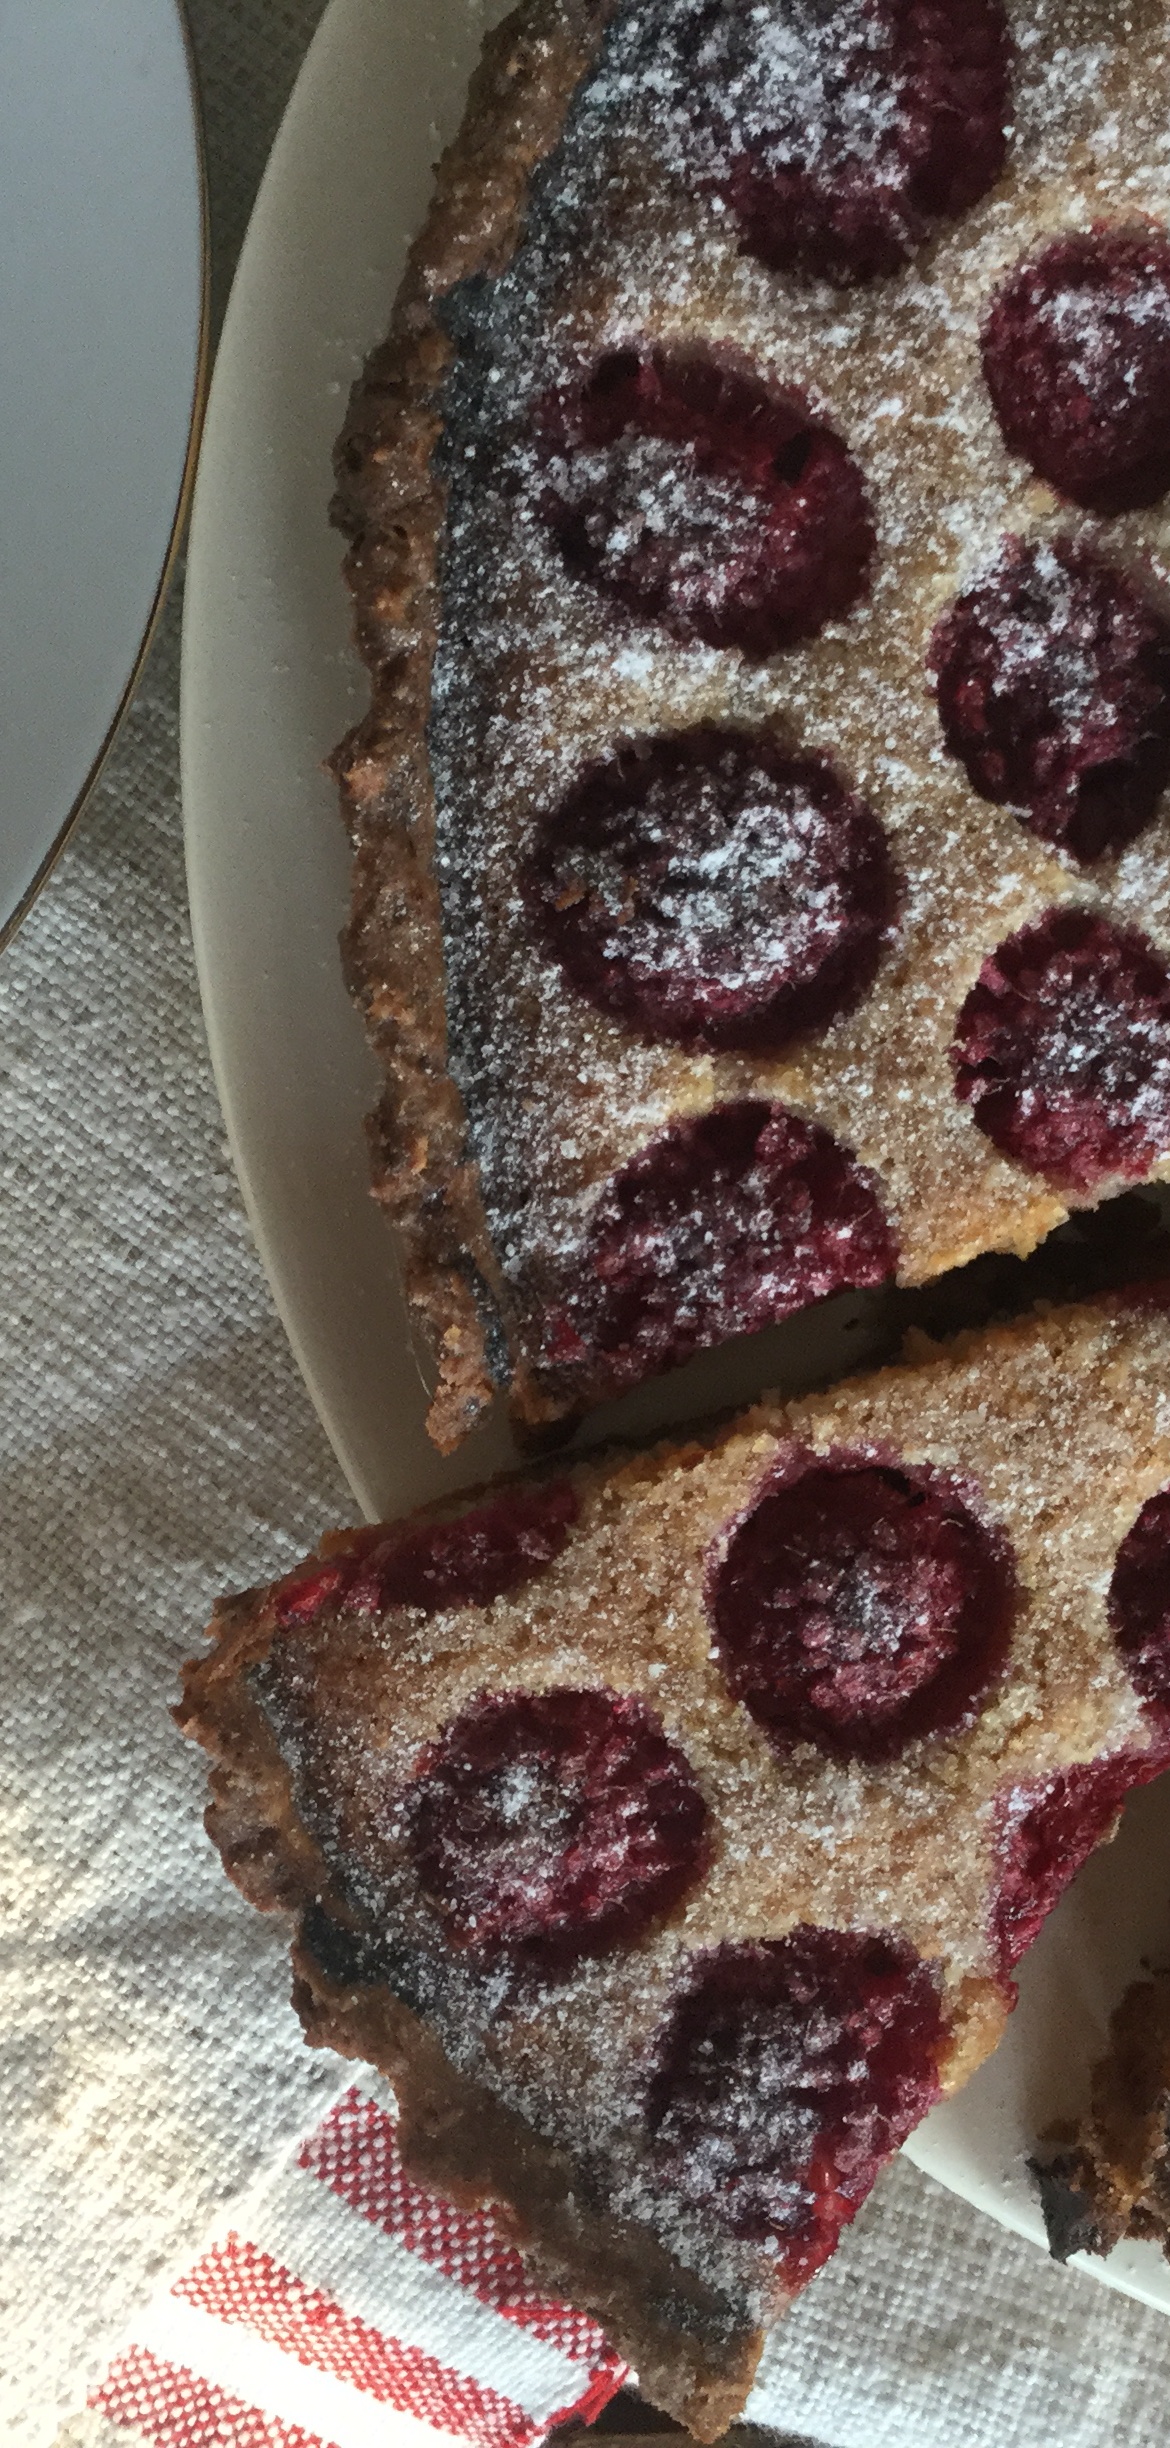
[332, 0, 619, 1452]
[185, 1581, 764, 2439]
[1033, 1971, 1170, 2263]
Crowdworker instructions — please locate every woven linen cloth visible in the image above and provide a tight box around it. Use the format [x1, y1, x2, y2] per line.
[84, 2077, 628, 2448]
[2, 2, 1170, 2443]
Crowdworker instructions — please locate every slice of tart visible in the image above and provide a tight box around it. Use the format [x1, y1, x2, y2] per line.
[333, 0, 1170, 1450]
[180, 1291, 1170, 2437]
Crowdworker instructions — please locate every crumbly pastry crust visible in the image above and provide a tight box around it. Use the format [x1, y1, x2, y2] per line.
[290, 1931, 765, 2438]
[185, 1586, 765, 2438]
[333, 0, 621, 1452]
[180, 1293, 1170, 2433]
[335, 0, 1170, 1450]
[1033, 1970, 1170, 2262]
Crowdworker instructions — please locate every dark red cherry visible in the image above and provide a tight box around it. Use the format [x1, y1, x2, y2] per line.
[645, 1929, 945, 2282]
[535, 346, 875, 657]
[273, 1482, 578, 1627]
[709, 1448, 1014, 1759]
[989, 1735, 1170, 1980]
[930, 535, 1170, 864]
[406, 1686, 709, 1964]
[527, 727, 895, 1050]
[1108, 1484, 1170, 1710]
[951, 908, 1170, 1192]
[982, 225, 1170, 513]
[704, 0, 1012, 286]
[539, 1101, 896, 1399]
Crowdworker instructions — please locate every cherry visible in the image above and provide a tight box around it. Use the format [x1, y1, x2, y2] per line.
[539, 1101, 896, 1400]
[930, 535, 1170, 864]
[527, 727, 895, 1050]
[406, 1686, 709, 1964]
[699, 0, 1012, 286]
[709, 1448, 1014, 1759]
[981, 224, 1170, 513]
[272, 1482, 578, 1627]
[951, 908, 1170, 1192]
[1108, 1484, 1170, 1710]
[990, 1735, 1170, 1980]
[645, 1929, 945, 2281]
[535, 345, 874, 658]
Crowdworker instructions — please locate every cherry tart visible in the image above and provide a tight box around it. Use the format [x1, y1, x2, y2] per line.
[334, 0, 1170, 1451]
[181, 1292, 1170, 2436]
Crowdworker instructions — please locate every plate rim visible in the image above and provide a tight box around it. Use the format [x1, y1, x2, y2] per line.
[0, 0, 211, 957]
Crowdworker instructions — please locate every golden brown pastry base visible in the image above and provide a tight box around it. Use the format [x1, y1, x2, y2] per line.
[332, 0, 619, 1451]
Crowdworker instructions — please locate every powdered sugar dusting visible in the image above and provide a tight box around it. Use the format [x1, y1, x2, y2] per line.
[427, 0, 1170, 1375]
[560, 784, 844, 985]
[684, 0, 904, 180]
[544, 430, 770, 609]
[930, 531, 1170, 860]
[953, 908, 1170, 1189]
[528, 729, 893, 1047]
[984, 538, 1109, 731]
[1042, 274, 1170, 378]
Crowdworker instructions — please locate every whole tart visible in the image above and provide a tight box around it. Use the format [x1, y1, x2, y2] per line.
[180, 1292, 1170, 2436]
[334, 0, 1170, 1452]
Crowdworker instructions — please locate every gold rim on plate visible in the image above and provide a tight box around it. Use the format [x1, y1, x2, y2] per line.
[0, 0, 211, 957]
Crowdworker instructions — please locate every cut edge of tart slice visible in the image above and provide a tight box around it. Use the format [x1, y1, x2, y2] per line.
[179, 1292, 1170, 2435]
[181, 1556, 769, 2441]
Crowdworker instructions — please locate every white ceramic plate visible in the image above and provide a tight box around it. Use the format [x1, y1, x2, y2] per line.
[0, 0, 206, 947]
[182, 0, 1170, 2321]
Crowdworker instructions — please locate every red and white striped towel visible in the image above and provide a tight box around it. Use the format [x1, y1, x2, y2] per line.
[88, 2076, 628, 2448]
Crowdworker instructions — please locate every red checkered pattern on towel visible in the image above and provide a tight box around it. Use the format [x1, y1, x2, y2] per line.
[90, 2082, 628, 2448]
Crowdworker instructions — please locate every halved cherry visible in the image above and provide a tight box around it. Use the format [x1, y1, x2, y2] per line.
[989, 1735, 1170, 1981]
[272, 1482, 578, 1627]
[982, 225, 1170, 513]
[527, 727, 895, 1049]
[535, 345, 874, 657]
[1108, 1484, 1170, 1711]
[951, 908, 1170, 1192]
[709, 1447, 1014, 1759]
[539, 1101, 896, 1398]
[406, 1686, 709, 1965]
[645, 1929, 945, 2281]
[700, 0, 1012, 285]
[930, 535, 1170, 864]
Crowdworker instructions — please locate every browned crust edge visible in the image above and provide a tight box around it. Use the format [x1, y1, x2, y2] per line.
[1036, 1971, 1170, 2257]
[291, 1942, 765, 2439]
[330, 0, 622, 1455]
[176, 1585, 764, 2439]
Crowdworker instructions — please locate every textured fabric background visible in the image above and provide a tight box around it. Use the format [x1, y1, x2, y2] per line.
[2, 3, 1169, 2443]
